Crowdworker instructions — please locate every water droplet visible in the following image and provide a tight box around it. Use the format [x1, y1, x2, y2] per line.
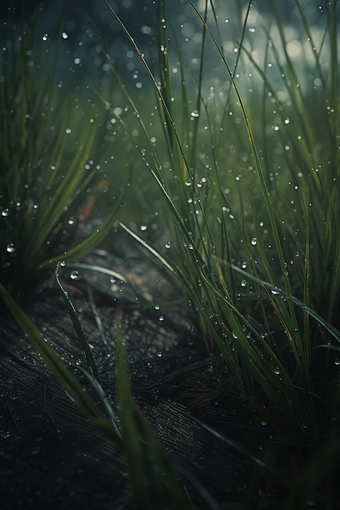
[31, 446, 40, 454]
[187, 198, 193, 203]
[188, 243, 193, 250]
[159, 316, 164, 322]
[274, 367, 280, 375]
[140, 224, 147, 231]
[334, 358, 340, 366]
[70, 270, 80, 280]
[155, 305, 160, 310]
[271, 288, 280, 295]
[165, 242, 171, 249]
[185, 181, 192, 187]
[42, 34, 48, 41]
[241, 280, 247, 287]
[242, 262, 247, 269]
[60, 261, 66, 267]
[191, 109, 199, 118]
[2, 209, 9, 217]
[110, 277, 117, 283]
[284, 118, 290, 124]
[6, 243, 15, 253]
[261, 420, 267, 426]
[306, 500, 315, 507]
[251, 238, 257, 246]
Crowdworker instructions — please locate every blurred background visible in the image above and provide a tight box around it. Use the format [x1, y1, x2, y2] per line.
[0, 0, 331, 244]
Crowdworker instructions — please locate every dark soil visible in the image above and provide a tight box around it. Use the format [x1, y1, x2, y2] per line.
[0, 249, 289, 509]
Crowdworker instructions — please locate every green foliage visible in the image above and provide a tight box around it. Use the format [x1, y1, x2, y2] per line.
[2, 0, 340, 507]
[0, 281, 122, 446]
[0, 273, 192, 510]
[115, 309, 190, 510]
[103, 0, 340, 440]
[0, 6, 127, 295]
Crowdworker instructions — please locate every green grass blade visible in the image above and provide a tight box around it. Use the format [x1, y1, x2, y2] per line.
[162, 356, 223, 383]
[230, 264, 340, 344]
[36, 173, 130, 271]
[54, 263, 102, 383]
[191, 415, 289, 484]
[173, 459, 221, 510]
[67, 263, 127, 283]
[115, 308, 190, 510]
[0, 283, 122, 446]
[76, 365, 121, 436]
[24, 108, 101, 262]
[87, 285, 108, 346]
[185, 0, 297, 300]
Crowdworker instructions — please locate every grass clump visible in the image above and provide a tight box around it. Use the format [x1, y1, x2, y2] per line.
[0, 272, 193, 510]
[0, 6, 128, 297]
[0, 7, 190, 509]
[102, 0, 340, 443]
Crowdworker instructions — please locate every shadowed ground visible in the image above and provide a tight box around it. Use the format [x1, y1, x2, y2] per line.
[0, 250, 280, 509]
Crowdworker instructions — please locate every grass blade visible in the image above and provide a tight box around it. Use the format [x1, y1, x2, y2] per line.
[54, 263, 102, 383]
[190, 415, 289, 484]
[115, 308, 190, 510]
[0, 283, 122, 446]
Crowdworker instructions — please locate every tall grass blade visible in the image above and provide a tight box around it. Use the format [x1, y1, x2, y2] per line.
[54, 263, 102, 383]
[115, 308, 190, 510]
[36, 173, 130, 271]
[0, 283, 122, 446]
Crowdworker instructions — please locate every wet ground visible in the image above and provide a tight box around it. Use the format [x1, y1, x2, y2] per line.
[0, 249, 284, 509]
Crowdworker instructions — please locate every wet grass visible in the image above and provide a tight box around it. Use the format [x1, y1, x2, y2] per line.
[1, 0, 340, 509]
[0, 5, 129, 296]
[102, 0, 340, 439]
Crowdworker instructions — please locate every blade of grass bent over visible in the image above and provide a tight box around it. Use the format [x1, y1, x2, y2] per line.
[54, 263, 102, 384]
[76, 365, 120, 435]
[191, 415, 289, 484]
[229, 263, 340, 344]
[0, 283, 122, 446]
